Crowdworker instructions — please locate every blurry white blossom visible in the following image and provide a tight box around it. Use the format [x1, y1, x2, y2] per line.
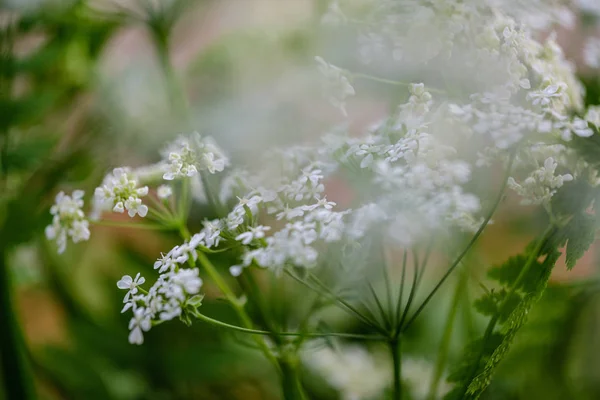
[302, 342, 391, 400]
[508, 157, 574, 206]
[584, 37, 600, 69]
[157, 184, 173, 200]
[315, 56, 355, 116]
[45, 190, 90, 254]
[162, 132, 228, 180]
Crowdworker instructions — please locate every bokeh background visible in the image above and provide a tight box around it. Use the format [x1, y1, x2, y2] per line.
[2, 0, 600, 399]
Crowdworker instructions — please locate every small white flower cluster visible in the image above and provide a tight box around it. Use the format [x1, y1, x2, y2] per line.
[45, 190, 90, 254]
[315, 56, 355, 116]
[218, 178, 348, 276]
[301, 341, 392, 400]
[118, 233, 208, 344]
[93, 167, 149, 218]
[584, 37, 600, 69]
[508, 157, 574, 206]
[162, 132, 228, 180]
[327, 1, 596, 209]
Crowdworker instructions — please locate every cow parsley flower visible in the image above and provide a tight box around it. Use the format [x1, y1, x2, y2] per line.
[93, 168, 149, 218]
[302, 341, 391, 400]
[128, 308, 151, 345]
[45, 190, 90, 254]
[508, 157, 574, 206]
[162, 132, 228, 180]
[315, 56, 355, 116]
[117, 273, 146, 303]
[235, 225, 271, 245]
[120, 235, 207, 344]
[157, 184, 173, 199]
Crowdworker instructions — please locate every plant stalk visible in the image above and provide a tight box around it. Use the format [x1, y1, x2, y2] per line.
[390, 337, 402, 400]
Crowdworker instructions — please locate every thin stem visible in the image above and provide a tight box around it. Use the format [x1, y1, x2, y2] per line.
[196, 252, 280, 370]
[394, 249, 408, 331]
[390, 337, 402, 400]
[367, 280, 390, 330]
[285, 269, 382, 331]
[402, 152, 516, 332]
[398, 249, 420, 330]
[351, 73, 445, 94]
[194, 312, 383, 340]
[308, 272, 387, 334]
[427, 271, 467, 400]
[380, 242, 394, 327]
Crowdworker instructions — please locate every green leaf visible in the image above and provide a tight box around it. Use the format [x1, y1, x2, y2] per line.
[565, 213, 598, 270]
[487, 254, 543, 293]
[446, 243, 562, 400]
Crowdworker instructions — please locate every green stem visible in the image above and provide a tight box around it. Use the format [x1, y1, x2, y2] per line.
[285, 270, 383, 332]
[151, 28, 189, 120]
[194, 311, 383, 340]
[195, 252, 280, 370]
[390, 337, 402, 400]
[280, 356, 307, 400]
[427, 272, 467, 400]
[0, 249, 35, 400]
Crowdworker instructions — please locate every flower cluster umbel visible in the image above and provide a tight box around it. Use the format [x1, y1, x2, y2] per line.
[45, 0, 600, 351]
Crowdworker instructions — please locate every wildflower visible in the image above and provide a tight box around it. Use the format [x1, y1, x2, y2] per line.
[315, 56, 355, 116]
[157, 185, 173, 199]
[128, 308, 151, 345]
[162, 132, 228, 180]
[93, 168, 149, 218]
[117, 273, 146, 302]
[508, 157, 574, 205]
[301, 341, 391, 400]
[236, 225, 271, 245]
[45, 190, 90, 254]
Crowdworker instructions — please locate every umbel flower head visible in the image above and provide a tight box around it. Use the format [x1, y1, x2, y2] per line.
[45, 190, 90, 254]
[162, 132, 228, 180]
[93, 168, 149, 218]
[118, 233, 208, 344]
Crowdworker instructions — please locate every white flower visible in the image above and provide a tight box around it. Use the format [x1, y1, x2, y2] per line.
[585, 106, 600, 128]
[157, 185, 173, 199]
[162, 132, 228, 180]
[508, 157, 574, 205]
[315, 56, 355, 116]
[117, 273, 146, 302]
[93, 168, 149, 219]
[124, 197, 149, 218]
[302, 341, 391, 400]
[584, 37, 600, 69]
[229, 265, 244, 277]
[201, 219, 222, 248]
[236, 225, 271, 245]
[45, 190, 90, 254]
[128, 308, 151, 345]
[171, 269, 203, 295]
